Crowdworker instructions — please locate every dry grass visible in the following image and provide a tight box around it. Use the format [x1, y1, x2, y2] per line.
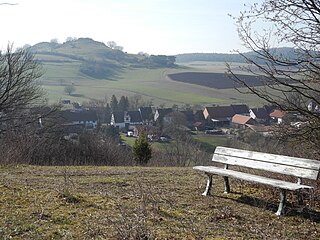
[0, 165, 319, 239]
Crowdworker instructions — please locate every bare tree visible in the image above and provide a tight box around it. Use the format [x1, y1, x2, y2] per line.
[107, 41, 124, 51]
[64, 85, 76, 95]
[128, 94, 153, 110]
[50, 38, 59, 44]
[65, 37, 77, 43]
[228, 0, 320, 158]
[107, 41, 117, 49]
[0, 45, 45, 132]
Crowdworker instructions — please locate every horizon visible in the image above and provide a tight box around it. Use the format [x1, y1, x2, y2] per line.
[0, 0, 260, 55]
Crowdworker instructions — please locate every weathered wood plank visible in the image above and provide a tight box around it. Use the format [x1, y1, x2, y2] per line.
[214, 147, 320, 171]
[193, 166, 314, 191]
[212, 155, 319, 180]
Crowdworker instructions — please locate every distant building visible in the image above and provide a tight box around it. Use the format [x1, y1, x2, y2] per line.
[246, 124, 273, 136]
[231, 104, 250, 116]
[249, 107, 270, 124]
[203, 106, 235, 127]
[139, 107, 154, 125]
[61, 109, 98, 129]
[111, 111, 126, 129]
[154, 108, 173, 123]
[127, 111, 143, 126]
[111, 111, 143, 130]
[270, 109, 287, 124]
[232, 114, 257, 129]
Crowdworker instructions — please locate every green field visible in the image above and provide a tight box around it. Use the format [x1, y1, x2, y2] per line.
[193, 133, 230, 152]
[121, 132, 230, 153]
[40, 64, 264, 107]
[32, 39, 266, 107]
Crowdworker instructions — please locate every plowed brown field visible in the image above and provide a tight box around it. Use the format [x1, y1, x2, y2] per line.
[168, 72, 266, 89]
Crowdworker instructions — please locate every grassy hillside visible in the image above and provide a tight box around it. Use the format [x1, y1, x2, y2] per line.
[31, 39, 265, 107]
[1, 165, 319, 239]
[40, 64, 264, 106]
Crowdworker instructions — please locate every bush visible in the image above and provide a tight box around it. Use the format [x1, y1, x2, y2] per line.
[132, 131, 152, 166]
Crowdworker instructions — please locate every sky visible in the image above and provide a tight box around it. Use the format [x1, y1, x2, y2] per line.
[0, 0, 259, 55]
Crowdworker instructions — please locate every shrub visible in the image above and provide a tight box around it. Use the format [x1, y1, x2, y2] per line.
[132, 131, 152, 166]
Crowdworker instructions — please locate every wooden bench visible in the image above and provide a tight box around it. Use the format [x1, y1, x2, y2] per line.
[193, 146, 320, 215]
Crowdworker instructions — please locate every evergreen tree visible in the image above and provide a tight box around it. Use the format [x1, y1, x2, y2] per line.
[110, 94, 118, 112]
[118, 95, 129, 111]
[105, 103, 111, 115]
[132, 131, 152, 166]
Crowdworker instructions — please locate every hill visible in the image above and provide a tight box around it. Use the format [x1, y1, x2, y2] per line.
[31, 38, 175, 79]
[175, 47, 299, 63]
[1, 165, 319, 239]
[27, 38, 266, 106]
[175, 52, 244, 63]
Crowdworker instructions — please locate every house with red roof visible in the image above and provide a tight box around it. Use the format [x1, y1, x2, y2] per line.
[231, 114, 257, 129]
[270, 109, 287, 124]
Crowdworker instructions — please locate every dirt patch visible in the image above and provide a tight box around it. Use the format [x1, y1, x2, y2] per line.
[168, 72, 267, 89]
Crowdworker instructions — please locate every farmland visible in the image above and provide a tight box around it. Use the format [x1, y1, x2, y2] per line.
[40, 65, 265, 107]
[167, 72, 265, 89]
[32, 39, 266, 107]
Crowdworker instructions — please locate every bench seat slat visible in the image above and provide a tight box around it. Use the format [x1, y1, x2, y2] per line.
[193, 166, 313, 191]
[213, 155, 319, 180]
[215, 147, 320, 171]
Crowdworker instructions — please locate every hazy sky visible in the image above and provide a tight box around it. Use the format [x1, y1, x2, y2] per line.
[0, 0, 258, 55]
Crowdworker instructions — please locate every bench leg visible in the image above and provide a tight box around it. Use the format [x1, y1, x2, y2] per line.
[297, 190, 304, 206]
[223, 176, 230, 194]
[276, 189, 286, 216]
[202, 174, 212, 196]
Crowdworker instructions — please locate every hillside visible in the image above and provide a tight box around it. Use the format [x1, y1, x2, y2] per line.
[1, 165, 319, 239]
[31, 38, 175, 79]
[175, 47, 299, 63]
[29, 38, 265, 106]
[175, 52, 244, 63]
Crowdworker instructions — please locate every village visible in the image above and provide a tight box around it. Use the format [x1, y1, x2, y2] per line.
[57, 99, 319, 143]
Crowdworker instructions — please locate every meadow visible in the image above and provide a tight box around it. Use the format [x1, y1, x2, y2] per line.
[31, 39, 266, 107]
[121, 132, 230, 154]
[40, 61, 265, 107]
[1, 165, 319, 239]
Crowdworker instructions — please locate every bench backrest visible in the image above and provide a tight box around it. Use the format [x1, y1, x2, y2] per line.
[213, 147, 320, 180]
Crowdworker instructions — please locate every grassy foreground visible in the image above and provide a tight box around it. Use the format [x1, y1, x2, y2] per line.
[0, 165, 319, 239]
